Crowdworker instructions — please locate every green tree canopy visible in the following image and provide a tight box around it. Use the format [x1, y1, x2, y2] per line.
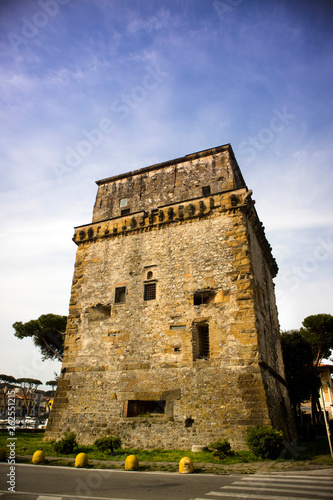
[0, 374, 17, 386]
[46, 380, 58, 388]
[45, 379, 58, 394]
[282, 314, 333, 425]
[13, 314, 66, 362]
[16, 378, 43, 388]
[281, 330, 321, 415]
[301, 313, 333, 366]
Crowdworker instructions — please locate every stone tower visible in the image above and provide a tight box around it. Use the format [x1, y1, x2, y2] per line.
[45, 144, 296, 449]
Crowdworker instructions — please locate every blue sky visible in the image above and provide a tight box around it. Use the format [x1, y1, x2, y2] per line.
[1, 0, 332, 386]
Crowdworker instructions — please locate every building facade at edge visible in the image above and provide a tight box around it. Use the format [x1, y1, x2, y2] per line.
[45, 144, 296, 449]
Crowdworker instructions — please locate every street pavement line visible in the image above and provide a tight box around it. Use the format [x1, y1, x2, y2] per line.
[37, 497, 62, 500]
[243, 473, 333, 480]
[7, 463, 197, 476]
[0, 492, 140, 500]
[206, 493, 328, 499]
[234, 480, 333, 491]
[241, 475, 333, 483]
[224, 485, 333, 497]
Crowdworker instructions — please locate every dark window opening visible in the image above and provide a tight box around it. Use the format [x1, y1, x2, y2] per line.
[114, 286, 126, 303]
[230, 194, 238, 206]
[126, 400, 165, 417]
[147, 271, 153, 280]
[198, 325, 210, 358]
[193, 290, 215, 305]
[144, 282, 156, 300]
[193, 323, 210, 360]
[202, 185, 211, 196]
[185, 417, 194, 427]
[121, 208, 130, 216]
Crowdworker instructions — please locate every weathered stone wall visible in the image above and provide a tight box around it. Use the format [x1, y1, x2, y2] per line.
[45, 144, 296, 449]
[92, 145, 246, 223]
[243, 209, 296, 441]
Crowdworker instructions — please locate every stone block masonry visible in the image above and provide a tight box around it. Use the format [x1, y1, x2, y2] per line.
[45, 144, 296, 449]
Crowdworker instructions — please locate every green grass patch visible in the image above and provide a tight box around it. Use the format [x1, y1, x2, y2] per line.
[0, 431, 55, 456]
[0, 432, 257, 463]
[1, 431, 332, 466]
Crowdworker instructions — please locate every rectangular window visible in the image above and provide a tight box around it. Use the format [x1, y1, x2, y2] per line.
[121, 208, 130, 216]
[126, 400, 166, 417]
[193, 290, 215, 305]
[144, 282, 156, 300]
[202, 185, 211, 196]
[114, 286, 126, 303]
[120, 198, 128, 207]
[193, 322, 210, 360]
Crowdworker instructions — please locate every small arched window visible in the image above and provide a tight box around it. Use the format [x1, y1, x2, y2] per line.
[147, 271, 153, 280]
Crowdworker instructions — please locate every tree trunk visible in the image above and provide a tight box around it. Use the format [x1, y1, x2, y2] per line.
[311, 389, 319, 424]
[38, 334, 63, 362]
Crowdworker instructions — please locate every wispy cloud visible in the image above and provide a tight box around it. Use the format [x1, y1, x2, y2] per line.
[127, 7, 173, 33]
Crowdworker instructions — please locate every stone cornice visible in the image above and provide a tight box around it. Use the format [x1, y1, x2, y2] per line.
[72, 188, 278, 277]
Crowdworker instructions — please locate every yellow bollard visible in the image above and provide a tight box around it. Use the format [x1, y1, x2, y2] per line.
[125, 454, 139, 471]
[179, 456, 194, 474]
[32, 450, 45, 464]
[75, 453, 89, 468]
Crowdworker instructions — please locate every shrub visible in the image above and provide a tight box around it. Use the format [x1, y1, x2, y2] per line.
[94, 435, 122, 455]
[246, 426, 283, 459]
[53, 432, 78, 455]
[210, 439, 234, 459]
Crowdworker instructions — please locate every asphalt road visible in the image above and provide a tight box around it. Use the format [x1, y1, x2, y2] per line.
[0, 463, 236, 500]
[1, 463, 333, 500]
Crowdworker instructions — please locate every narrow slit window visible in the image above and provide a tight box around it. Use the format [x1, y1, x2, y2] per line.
[198, 324, 210, 358]
[144, 282, 156, 301]
[193, 322, 210, 360]
[114, 286, 126, 303]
